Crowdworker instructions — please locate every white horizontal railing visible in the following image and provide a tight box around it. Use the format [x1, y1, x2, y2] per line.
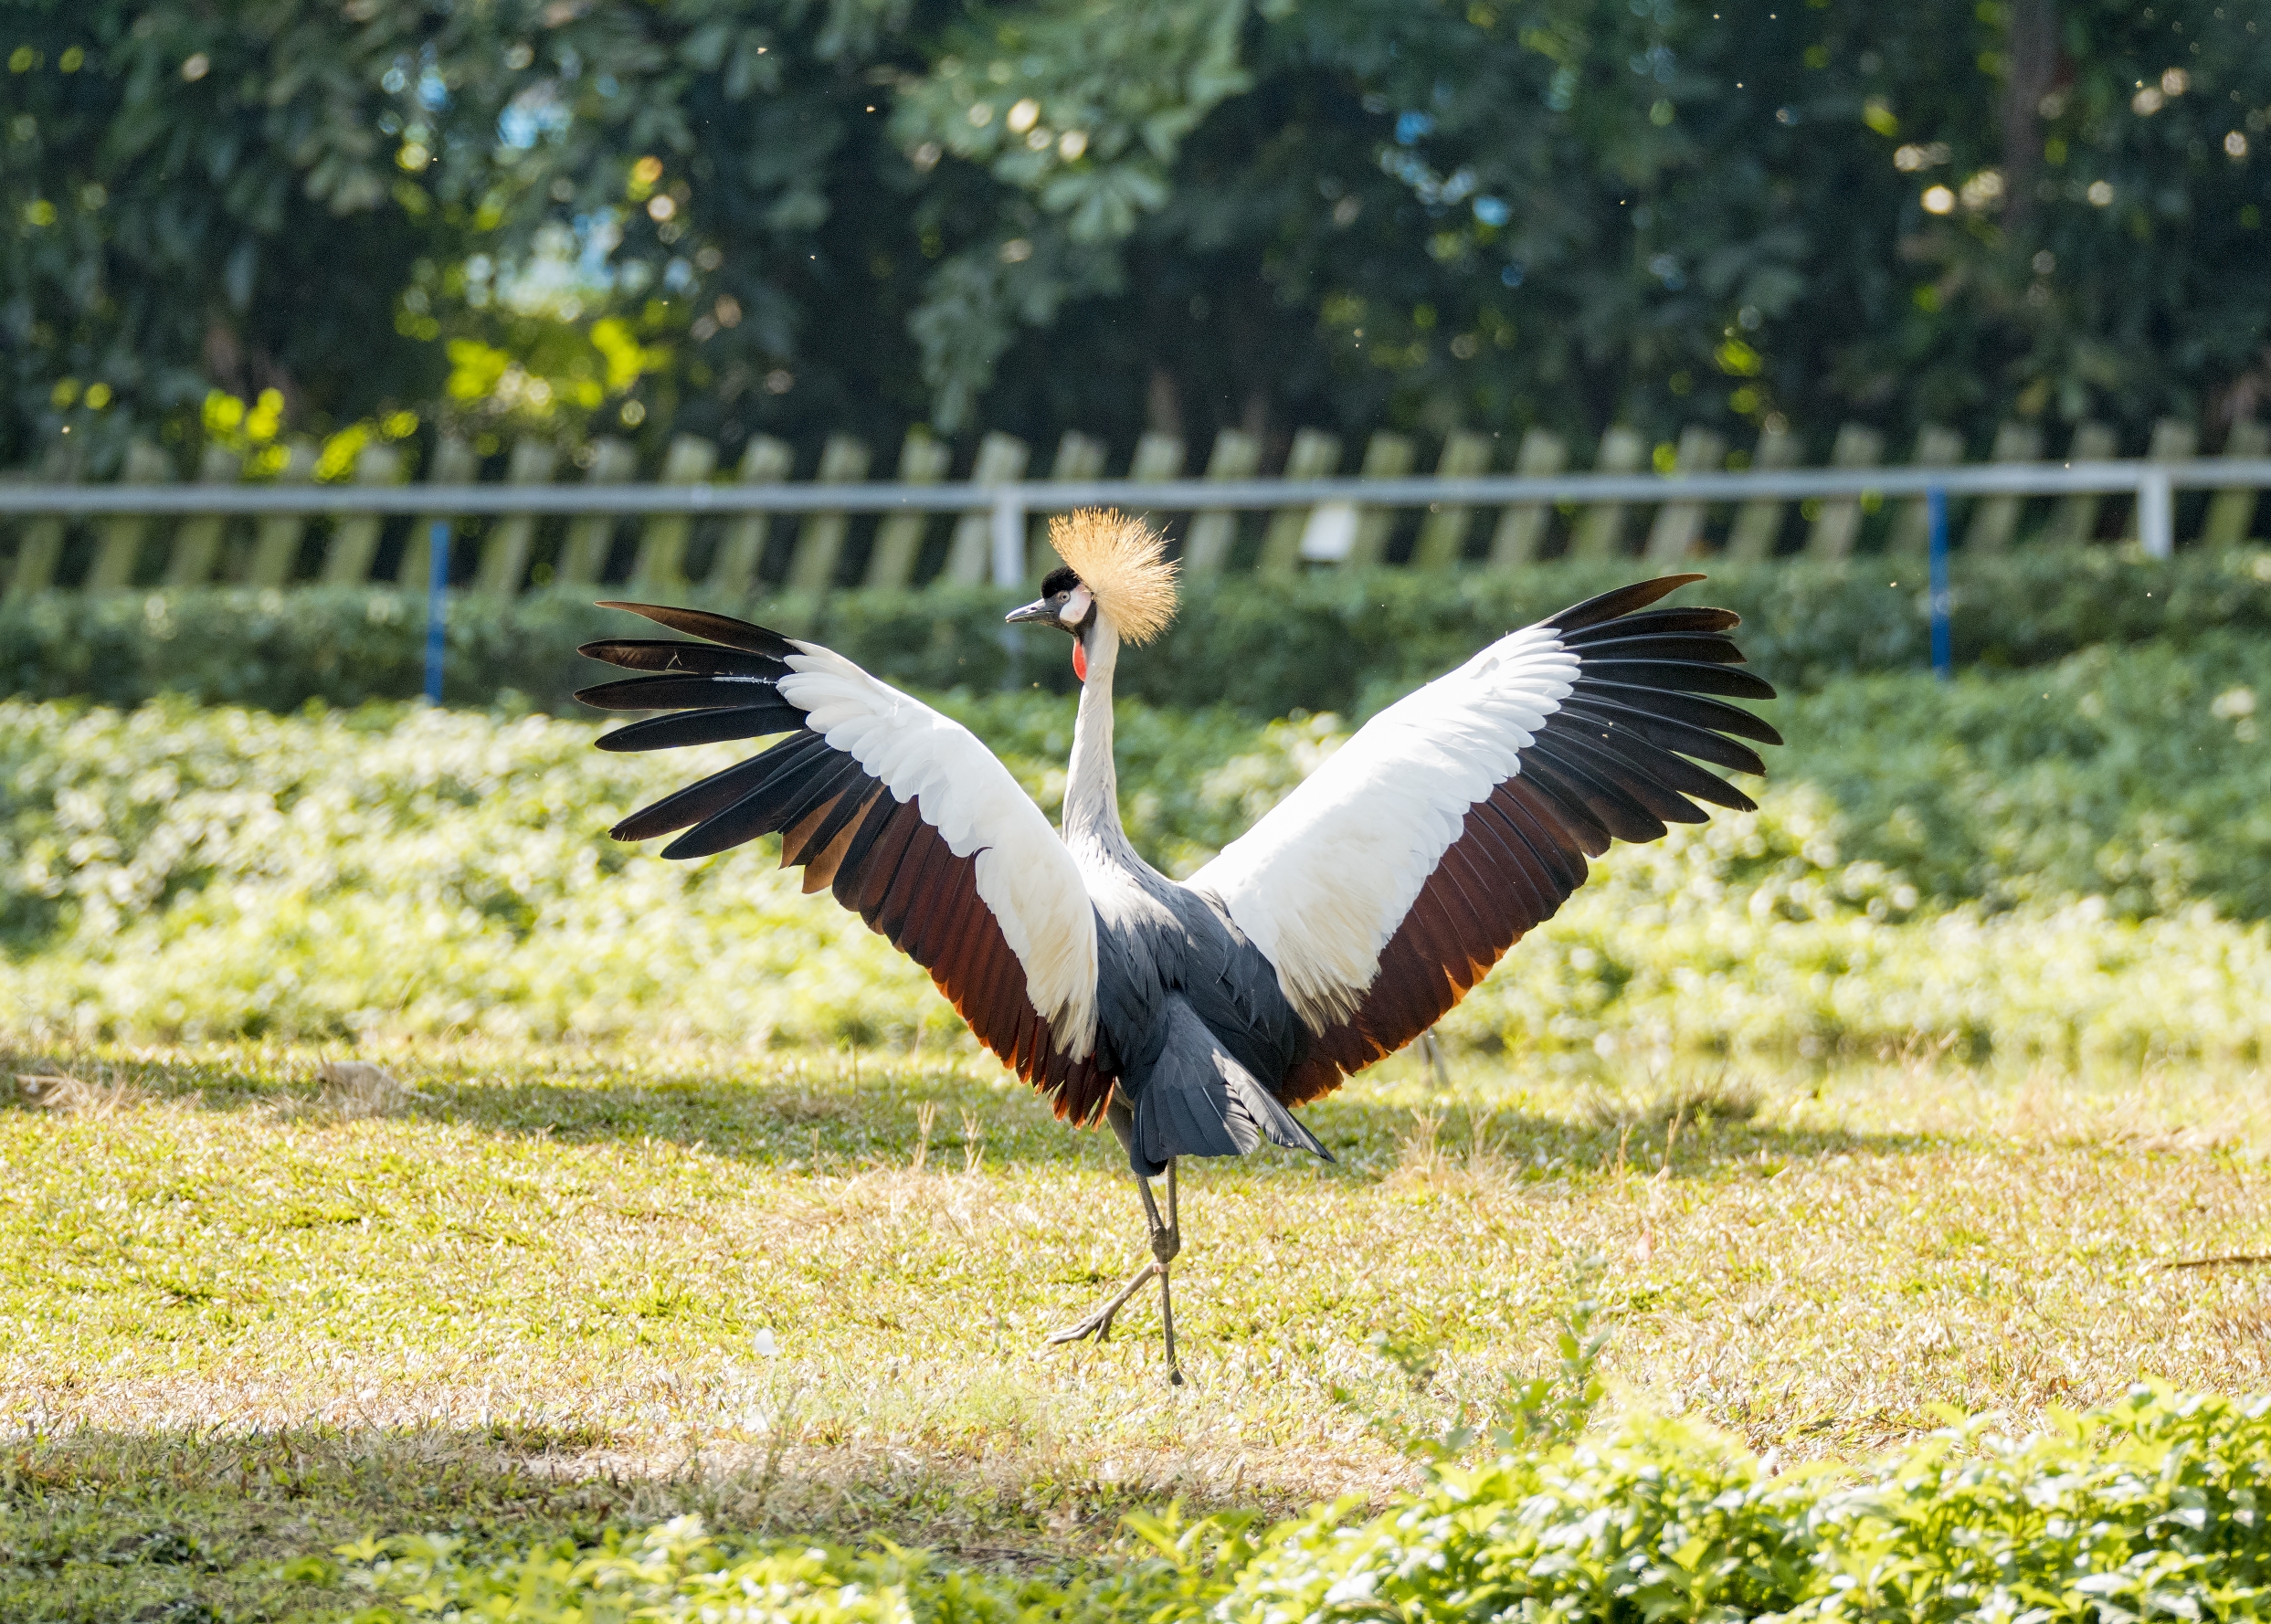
[6, 453, 2264, 695]
[2, 457, 2264, 578]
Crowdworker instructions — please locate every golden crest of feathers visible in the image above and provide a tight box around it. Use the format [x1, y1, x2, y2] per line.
[1048, 508, 1179, 644]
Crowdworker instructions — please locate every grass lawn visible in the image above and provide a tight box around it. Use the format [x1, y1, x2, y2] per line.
[5, 1041, 2269, 1619]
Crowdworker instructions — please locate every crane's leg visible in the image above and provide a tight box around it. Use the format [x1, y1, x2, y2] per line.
[1157, 1157, 1182, 1384]
[1046, 1100, 1185, 1384]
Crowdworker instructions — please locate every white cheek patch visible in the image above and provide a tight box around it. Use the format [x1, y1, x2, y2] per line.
[1058, 585, 1093, 627]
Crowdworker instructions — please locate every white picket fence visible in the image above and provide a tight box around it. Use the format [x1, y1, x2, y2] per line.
[2, 416, 2266, 598]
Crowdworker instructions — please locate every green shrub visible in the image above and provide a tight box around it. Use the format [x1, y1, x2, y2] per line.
[1778, 634, 2271, 918]
[1218, 1386, 2271, 1623]
[330, 1514, 1209, 1622]
[336, 1387, 2271, 1622]
[10, 628, 2271, 1060]
[9, 545, 2271, 717]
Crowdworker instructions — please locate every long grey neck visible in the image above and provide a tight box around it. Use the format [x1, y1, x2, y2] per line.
[1062, 617, 1136, 862]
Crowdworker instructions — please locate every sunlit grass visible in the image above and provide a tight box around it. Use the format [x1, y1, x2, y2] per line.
[7, 1040, 2270, 1616]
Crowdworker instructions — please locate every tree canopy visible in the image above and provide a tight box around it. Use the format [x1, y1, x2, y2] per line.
[4, 0, 2267, 479]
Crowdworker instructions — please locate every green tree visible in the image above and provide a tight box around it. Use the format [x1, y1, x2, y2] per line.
[4, 0, 2266, 483]
[3, 0, 453, 470]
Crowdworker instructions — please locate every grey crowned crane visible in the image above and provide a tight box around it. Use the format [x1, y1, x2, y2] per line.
[577, 510, 1779, 1384]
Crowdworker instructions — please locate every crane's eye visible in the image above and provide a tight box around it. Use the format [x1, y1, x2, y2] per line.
[1059, 585, 1093, 627]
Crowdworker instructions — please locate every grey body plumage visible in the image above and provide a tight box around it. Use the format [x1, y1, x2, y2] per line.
[1072, 828, 1325, 1178]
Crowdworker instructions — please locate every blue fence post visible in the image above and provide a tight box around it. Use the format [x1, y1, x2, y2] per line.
[424, 519, 450, 704]
[1927, 487, 1951, 681]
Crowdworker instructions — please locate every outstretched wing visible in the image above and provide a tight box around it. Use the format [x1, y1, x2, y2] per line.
[579, 602, 1112, 1123]
[1187, 575, 1780, 1105]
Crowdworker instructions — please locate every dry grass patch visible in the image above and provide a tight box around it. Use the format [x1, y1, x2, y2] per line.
[1578, 1070, 1766, 1137]
[312, 1059, 421, 1119]
[10, 1067, 149, 1115]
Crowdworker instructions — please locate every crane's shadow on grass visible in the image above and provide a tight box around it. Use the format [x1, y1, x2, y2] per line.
[7, 1045, 1940, 1183]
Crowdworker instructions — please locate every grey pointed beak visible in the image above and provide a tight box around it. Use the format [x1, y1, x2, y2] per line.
[1004, 596, 1060, 627]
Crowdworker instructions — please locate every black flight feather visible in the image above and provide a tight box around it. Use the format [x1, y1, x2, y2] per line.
[1541, 728, 1708, 826]
[576, 673, 781, 712]
[1557, 694, 1769, 777]
[1564, 632, 1748, 665]
[1570, 720, 1757, 812]
[1505, 754, 1617, 854]
[1457, 802, 1553, 924]
[1472, 801, 1571, 923]
[1486, 787, 1590, 890]
[1577, 659, 1778, 701]
[1543, 574, 1703, 632]
[611, 731, 828, 842]
[596, 600, 801, 659]
[1575, 679, 1784, 746]
[595, 701, 803, 753]
[849, 799, 927, 927]
[1557, 606, 1740, 643]
[791, 775, 885, 865]
[828, 795, 903, 911]
[1522, 741, 1668, 843]
[662, 749, 867, 861]
[578, 638, 788, 677]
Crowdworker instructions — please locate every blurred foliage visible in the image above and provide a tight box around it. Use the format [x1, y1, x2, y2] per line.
[12, 630, 2271, 1061]
[6, 547, 2271, 717]
[332, 1387, 2271, 1622]
[3, 0, 2267, 477]
[1784, 633, 2271, 919]
[0, 689, 1283, 1044]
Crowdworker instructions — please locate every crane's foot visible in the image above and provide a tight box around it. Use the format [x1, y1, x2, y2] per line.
[1045, 1260, 1159, 1346]
[1043, 1155, 1185, 1385]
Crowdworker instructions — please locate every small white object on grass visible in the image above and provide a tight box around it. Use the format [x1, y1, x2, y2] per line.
[753, 1328, 779, 1357]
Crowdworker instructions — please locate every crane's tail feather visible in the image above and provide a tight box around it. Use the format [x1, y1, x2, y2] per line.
[1132, 999, 1331, 1170]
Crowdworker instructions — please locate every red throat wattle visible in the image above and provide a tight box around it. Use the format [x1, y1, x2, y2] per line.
[1072, 640, 1088, 682]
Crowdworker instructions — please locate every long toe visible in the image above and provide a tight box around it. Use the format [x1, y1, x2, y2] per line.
[1044, 1308, 1115, 1346]
[1043, 1261, 1158, 1347]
